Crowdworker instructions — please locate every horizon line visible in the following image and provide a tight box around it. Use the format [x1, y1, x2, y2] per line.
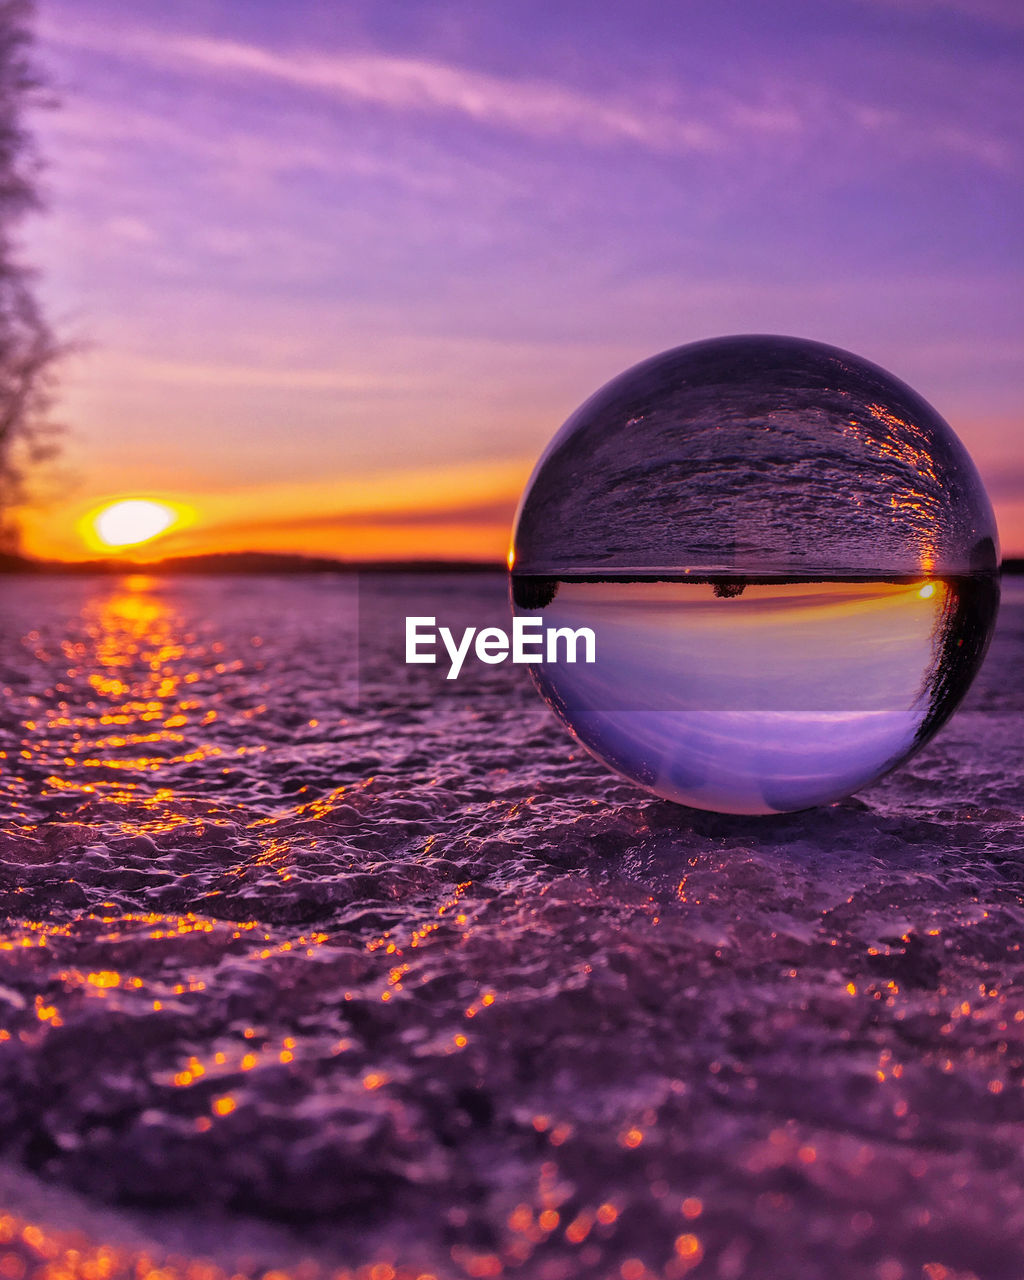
[3, 549, 1024, 575]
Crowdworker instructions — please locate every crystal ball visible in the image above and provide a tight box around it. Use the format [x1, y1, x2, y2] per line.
[510, 335, 1000, 815]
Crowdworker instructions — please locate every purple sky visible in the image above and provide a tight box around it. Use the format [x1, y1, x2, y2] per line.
[20, 0, 1024, 559]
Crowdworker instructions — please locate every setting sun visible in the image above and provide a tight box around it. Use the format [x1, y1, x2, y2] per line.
[89, 499, 180, 550]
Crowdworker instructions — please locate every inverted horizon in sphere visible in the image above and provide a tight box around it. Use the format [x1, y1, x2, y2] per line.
[514, 576, 997, 814]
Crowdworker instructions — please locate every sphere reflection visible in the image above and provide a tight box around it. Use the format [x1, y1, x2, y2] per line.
[511, 335, 999, 814]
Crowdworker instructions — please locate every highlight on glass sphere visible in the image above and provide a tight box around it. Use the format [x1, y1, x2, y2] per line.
[509, 335, 1000, 815]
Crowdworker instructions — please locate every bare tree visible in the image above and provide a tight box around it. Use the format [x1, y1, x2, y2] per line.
[0, 0, 60, 554]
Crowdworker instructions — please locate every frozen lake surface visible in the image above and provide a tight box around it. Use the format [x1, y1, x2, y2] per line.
[1, 571, 1023, 1280]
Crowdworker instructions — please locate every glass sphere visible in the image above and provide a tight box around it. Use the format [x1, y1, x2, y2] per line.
[510, 335, 1000, 815]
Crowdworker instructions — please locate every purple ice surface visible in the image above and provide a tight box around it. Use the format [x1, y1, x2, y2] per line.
[0, 571, 1023, 1280]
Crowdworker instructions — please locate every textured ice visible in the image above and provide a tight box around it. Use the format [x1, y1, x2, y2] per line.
[0, 572, 1023, 1280]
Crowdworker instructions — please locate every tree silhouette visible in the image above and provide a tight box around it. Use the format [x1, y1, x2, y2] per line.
[0, 0, 59, 554]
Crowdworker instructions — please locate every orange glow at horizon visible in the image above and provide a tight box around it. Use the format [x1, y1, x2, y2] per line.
[18, 459, 529, 565]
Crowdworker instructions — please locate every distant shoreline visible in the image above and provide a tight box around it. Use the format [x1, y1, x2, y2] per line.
[1, 550, 1022, 576]
[0, 550, 505, 575]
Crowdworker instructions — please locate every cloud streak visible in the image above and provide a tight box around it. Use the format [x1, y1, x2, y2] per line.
[38, 15, 1017, 179]
[207, 496, 517, 540]
[170, 37, 728, 154]
[88, 354, 425, 395]
[37, 17, 726, 155]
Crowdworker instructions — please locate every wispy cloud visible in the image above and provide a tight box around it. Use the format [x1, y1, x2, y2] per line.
[844, 101, 1017, 172]
[91, 354, 423, 395]
[170, 37, 728, 153]
[38, 15, 1018, 179]
[37, 17, 726, 155]
[208, 496, 517, 539]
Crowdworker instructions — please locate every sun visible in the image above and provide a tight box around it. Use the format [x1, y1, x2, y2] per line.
[90, 499, 179, 550]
